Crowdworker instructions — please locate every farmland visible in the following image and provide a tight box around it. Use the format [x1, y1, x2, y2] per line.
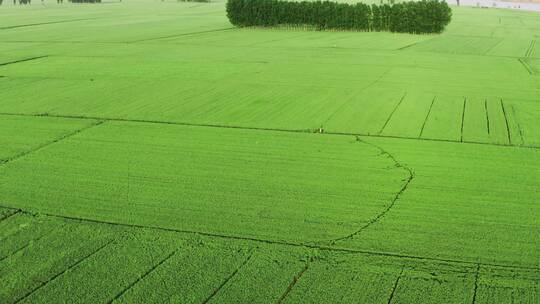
[0, 0, 539, 303]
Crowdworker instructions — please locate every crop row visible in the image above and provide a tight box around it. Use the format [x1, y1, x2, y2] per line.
[0, 119, 408, 243]
[1, 210, 538, 303]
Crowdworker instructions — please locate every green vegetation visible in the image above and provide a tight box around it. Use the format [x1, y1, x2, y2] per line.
[0, 118, 407, 242]
[226, 0, 452, 33]
[0, 1, 539, 303]
[0, 115, 98, 162]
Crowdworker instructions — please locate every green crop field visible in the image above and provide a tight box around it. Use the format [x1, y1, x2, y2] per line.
[0, 0, 539, 303]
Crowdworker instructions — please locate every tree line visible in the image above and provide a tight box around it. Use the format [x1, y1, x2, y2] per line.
[4, 0, 32, 4]
[226, 0, 452, 34]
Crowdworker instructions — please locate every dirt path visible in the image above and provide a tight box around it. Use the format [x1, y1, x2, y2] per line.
[449, 0, 540, 12]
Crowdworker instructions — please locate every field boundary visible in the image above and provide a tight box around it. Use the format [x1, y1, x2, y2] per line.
[2, 111, 538, 152]
[1, 204, 537, 273]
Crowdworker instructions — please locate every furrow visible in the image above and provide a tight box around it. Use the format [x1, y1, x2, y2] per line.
[511, 105, 525, 144]
[525, 40, 535, 57]
[396, 36, 438, 50]
[0, 209, 21, 222]
[485, 99, 490, 135]
[201, 252, 254, 303]
[0, 56, 49, 67]
[0, 120, 105, 166]
[321, 68, 392, 126]
[129, 27, 236, 43]
[387, 268, 404, 304]
[500, 99, 512, 145]
[418, 97, 436, 138]
[107, 249, 178, 304]
[0, 224, 63, 263]
[276, 262, 310, 304]
[471, 264, 481, 304]
[518, 58, 534, 75]
[379, 93, 408, 134]
[461, 97, 467, 142]
[0, 17, 103, 30]
[483, 38, 503, 55]
[13, 239, 114, 304]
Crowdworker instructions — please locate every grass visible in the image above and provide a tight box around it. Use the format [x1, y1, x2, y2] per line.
[0, 0, 539, 303]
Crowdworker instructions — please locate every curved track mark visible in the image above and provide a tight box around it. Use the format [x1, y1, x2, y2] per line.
[329, 137, 414, 244]
[0, 204, 537, 272]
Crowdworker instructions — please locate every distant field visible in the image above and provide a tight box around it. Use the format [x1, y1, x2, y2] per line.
[0, 1, 539, 303]
[505, 0, 540, 3]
